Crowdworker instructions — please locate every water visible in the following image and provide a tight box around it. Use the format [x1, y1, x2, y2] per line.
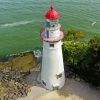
[0, 0, 100, 56]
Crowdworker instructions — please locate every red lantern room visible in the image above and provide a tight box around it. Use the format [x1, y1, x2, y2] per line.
[45, 5, 60, 20]
[44, 5, 60, 27]
[40, 5, 64, 43]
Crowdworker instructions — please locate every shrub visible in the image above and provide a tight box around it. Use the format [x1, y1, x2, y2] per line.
[79, 37, 100, 86]
[63, 36, 100, 86]
[63, 41, 88, 65]
[63, 29, 85, 41]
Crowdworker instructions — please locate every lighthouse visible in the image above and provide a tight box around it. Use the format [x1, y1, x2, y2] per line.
[40, 5, 65, 90]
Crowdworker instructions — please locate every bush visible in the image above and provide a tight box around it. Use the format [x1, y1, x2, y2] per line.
[63, 29, 85, 41]
[63, 36, 100, 86]
[79, 37, 100, 86]
[63, 41, 88, 65]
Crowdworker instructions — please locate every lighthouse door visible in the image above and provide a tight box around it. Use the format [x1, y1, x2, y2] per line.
[52, 84, 59, 90]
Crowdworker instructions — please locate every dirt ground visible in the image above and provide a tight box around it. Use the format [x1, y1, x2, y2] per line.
[35, 79, 100, 100]
[17, 72, 100, 100]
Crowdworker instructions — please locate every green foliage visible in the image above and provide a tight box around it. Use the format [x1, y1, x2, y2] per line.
[63, 36, 100, 86]
[0, 52, 38, 72]
[80, 37, 100, 86]
[0, 82, 5, 96]
[64, 29, 85, 41]
[63, 41, 88, 65]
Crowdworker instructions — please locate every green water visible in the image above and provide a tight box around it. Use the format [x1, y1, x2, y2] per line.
[0, 0, 100, 56]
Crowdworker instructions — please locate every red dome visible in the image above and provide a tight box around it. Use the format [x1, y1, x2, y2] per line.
[45, 6, 60, 20]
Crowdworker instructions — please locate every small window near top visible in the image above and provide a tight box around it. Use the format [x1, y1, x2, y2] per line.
[50, 44, 54, 47]
[56, 73, 62, 79]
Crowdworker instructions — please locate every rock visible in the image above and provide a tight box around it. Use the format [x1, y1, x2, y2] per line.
[8, 80, 15, 87]
[0, 96, 4, 100]
[0, 51, 38, 99]
[0, 73, 3, 81]
[0, 70, 31, 100]
[15, 71, 21, 79]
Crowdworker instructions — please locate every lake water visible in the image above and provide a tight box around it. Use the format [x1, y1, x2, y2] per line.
[0, 0, 100, 56]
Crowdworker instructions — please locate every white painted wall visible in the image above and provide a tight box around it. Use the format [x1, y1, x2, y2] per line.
[41, 41, 65, 90]
[45, 24, 61, 38]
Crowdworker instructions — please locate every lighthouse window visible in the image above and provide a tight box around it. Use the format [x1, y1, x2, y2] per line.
[42, 80, 46, 86]
[46, 30, 49, 38]
[56, 73, 62, 79]
[50, 44, 54, 47]
[46, 21, 50, 27]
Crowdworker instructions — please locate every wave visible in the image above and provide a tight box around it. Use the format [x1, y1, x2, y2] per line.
[91, 21, 97, 26]
[0, 20, 33, 28]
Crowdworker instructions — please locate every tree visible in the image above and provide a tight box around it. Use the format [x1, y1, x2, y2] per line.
[63, 36, 100, 86]
[63, 29, 85, 41]
[63, 41, 88, 65]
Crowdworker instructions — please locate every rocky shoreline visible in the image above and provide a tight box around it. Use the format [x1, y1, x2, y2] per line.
[0, 50, 40, 100]
[0, 70, 31, 100]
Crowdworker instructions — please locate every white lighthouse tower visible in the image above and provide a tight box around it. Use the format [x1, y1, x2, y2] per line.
[40, 5, 65, 90]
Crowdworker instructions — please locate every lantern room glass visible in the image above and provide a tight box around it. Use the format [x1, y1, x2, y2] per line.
[45, 19, 59, 27]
